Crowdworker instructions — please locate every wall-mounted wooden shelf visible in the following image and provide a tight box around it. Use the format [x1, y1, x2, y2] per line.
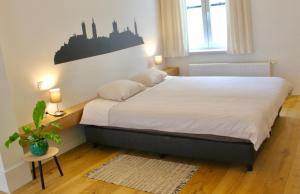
[19, 99, 93, 134]
[162, 67, 180, 76]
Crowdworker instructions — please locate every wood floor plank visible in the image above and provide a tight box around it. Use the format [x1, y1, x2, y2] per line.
[180, 163, 228, 194]
[284, 127, 300, 194]
[211, 166, 245, 194]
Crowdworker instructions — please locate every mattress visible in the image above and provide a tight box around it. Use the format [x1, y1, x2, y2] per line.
[81, 76, 292, 150]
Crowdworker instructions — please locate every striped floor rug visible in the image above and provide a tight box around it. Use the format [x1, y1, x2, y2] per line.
[87, 154, 199, 194]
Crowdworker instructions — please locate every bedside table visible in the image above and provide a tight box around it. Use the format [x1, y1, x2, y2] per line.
[24, 147, 63, 190]
[162, 67, 180, 76]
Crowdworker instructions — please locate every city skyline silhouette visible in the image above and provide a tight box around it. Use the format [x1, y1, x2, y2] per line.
[54, 19, 144, 64]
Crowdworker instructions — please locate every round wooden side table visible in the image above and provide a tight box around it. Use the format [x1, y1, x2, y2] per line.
[24, 147, 64, 190]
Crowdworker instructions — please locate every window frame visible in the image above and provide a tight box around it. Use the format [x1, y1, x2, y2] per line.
[186, 0, 227, 52]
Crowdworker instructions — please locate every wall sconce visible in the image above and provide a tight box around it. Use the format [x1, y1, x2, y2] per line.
[37, 79, 54, 91]
[145, 42, 156, 57]
[49, 88, 65, 117]
[154, 55, 163, 65]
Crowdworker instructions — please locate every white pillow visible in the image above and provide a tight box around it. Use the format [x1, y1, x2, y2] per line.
[130, 69, 168, 87]
[97, 80, 145, 101]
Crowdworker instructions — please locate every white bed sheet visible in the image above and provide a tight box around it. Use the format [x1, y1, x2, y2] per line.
[80, 76, 292, 150]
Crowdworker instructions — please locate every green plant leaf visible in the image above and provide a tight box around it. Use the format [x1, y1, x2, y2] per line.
[9, 132, 20, 141]
[22, 126, 32, 134]
[50, 122, 61, 129]
[5, 132, 20, 148]
[44, 131, 62, 145]
[5, 140, 10, 148]
[31, 133, 41, 141]
[32, 101, 46, 129]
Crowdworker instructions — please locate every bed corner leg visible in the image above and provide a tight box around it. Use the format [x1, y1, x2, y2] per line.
[92, 143, 98, 148]
[247, 164, 253, 172]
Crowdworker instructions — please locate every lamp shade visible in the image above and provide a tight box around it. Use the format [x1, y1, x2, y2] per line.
[49, 88, 62, 103]
[154, 55, 163, 65]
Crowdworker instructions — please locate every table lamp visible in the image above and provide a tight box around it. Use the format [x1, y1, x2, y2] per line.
[49, 88, 65, 117]
[154, 55, 163, 65]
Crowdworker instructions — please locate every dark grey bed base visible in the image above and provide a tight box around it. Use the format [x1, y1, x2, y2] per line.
[84, 125, 256, 171]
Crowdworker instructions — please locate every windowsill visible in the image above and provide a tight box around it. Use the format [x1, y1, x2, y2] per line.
[189, 49, 227, 55]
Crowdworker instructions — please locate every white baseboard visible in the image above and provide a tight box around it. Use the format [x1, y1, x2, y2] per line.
[0, 170, 9, 193]
[0, 161, 31, 193]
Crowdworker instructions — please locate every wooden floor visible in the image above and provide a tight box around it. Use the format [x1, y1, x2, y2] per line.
[13, 96, 300, 194]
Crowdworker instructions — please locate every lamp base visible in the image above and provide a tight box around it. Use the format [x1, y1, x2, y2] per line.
[51, 111, 65, 117]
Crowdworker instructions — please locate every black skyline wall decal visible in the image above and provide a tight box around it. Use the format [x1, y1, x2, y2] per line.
[54, 19, 144, 64]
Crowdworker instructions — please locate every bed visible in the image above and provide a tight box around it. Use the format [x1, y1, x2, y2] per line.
[80, 76, 292, 171]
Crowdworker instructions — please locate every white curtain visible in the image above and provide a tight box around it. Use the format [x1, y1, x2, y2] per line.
[227, 0, 254, 54]
[160, 0, 189, 58]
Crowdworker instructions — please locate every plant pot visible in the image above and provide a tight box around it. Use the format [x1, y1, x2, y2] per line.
[29, 139, 49, 156]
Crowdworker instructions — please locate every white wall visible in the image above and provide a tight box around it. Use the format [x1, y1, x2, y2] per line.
[0, 46, 32, 193]
[166, 0, 300, 94]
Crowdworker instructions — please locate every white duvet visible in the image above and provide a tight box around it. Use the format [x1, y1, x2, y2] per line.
[81, 76, 292, 150]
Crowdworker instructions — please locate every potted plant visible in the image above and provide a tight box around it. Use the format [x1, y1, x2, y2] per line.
[5, 101, 62, 156]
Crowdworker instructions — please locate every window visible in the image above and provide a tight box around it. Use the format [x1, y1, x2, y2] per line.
[186, 0, 227, 52]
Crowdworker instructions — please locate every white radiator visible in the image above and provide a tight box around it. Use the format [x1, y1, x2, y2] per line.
[189, 62, 271, 77]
